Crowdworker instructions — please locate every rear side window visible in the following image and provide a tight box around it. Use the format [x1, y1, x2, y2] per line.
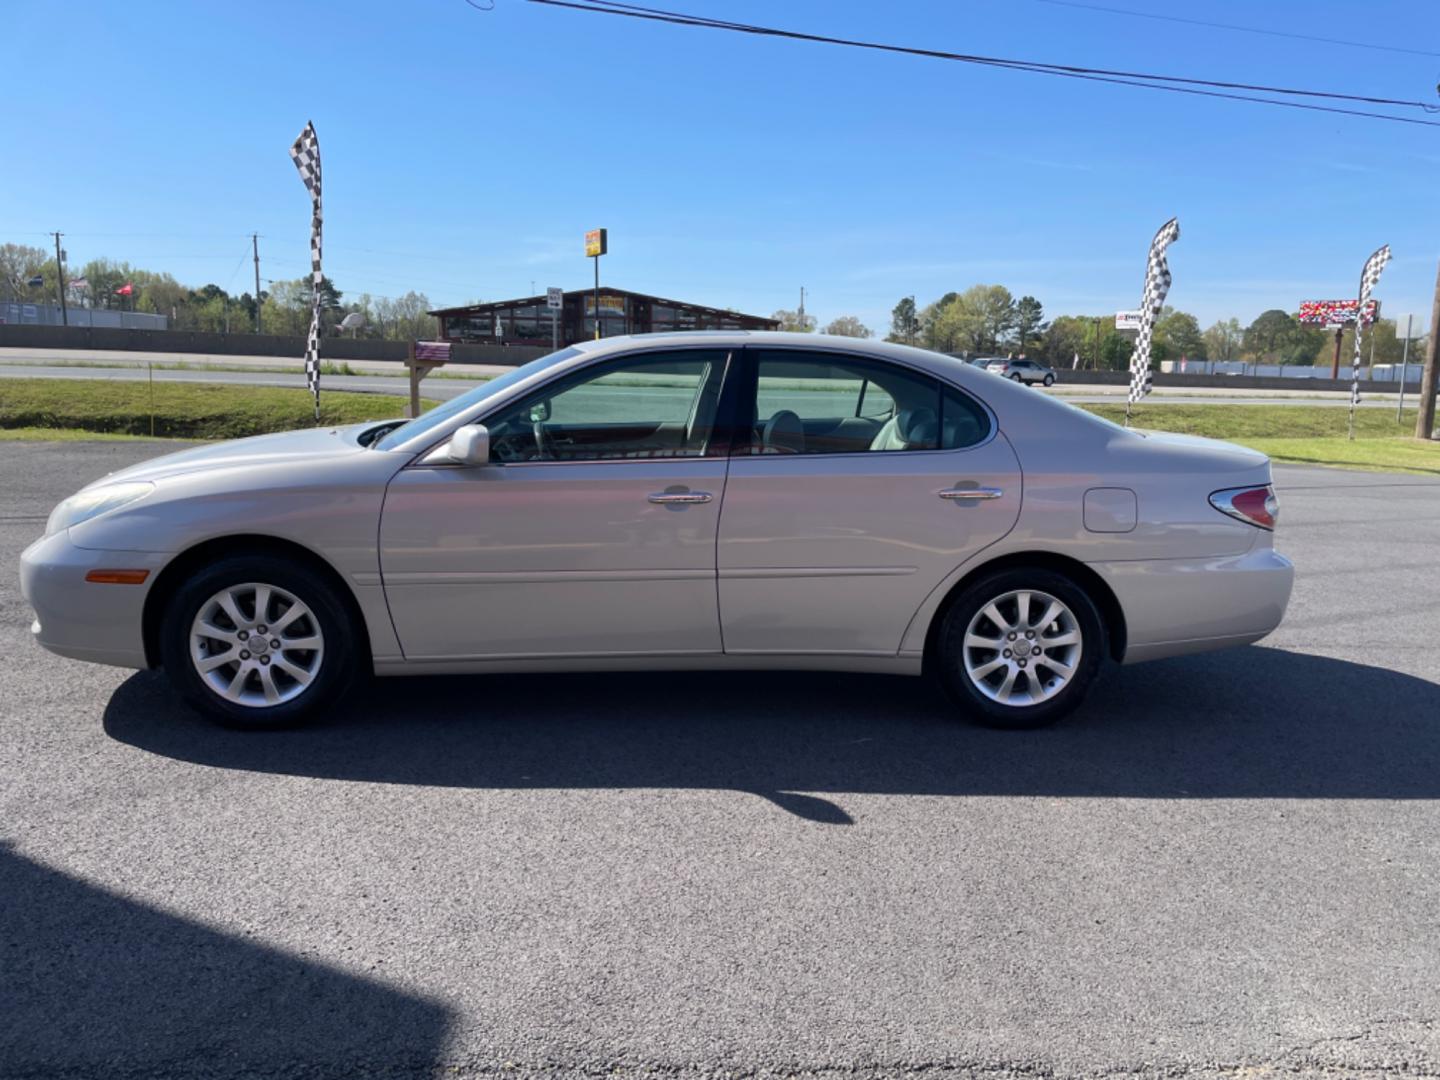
[744, 350, 989, 454]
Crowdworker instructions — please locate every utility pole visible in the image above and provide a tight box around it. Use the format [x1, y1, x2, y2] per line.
[1093, 317, 1102, 370]
[1416, 258, 1440, 440]
[51, 232, 68, 326]
[252, 233, 262, 333]
[907, 294, 916, 345]
[798, 286, 806, 332]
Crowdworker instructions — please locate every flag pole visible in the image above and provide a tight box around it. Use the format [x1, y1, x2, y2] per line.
[1126, 218, 1181, 428]
[290, 121, 324, 423]
[1348, 244, 1391, 442]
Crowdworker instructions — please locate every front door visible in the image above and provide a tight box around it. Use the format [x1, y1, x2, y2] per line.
[380, 348, 733, 661]
[717, 348, 1022, 655]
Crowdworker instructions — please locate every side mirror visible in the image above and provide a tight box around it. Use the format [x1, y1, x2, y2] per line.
[447, 423, 490, 466]
[528, 400, 552, 424]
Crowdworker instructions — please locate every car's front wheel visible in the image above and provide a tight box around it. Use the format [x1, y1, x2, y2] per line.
[1009, 372, 1024, 382]
[159, 555, 360, 728]
[934, 568, 1104, 729]
[1042, 374, 1055, 387]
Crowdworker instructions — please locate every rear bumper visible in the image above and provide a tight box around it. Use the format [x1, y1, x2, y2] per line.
[19, 531, 165, 669]
[1089, 545, 1294, 664]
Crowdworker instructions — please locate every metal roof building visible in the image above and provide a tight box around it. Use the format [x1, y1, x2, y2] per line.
[430, 288, 778, 348]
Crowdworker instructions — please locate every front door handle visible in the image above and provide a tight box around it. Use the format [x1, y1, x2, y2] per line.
[648, 491, 714, 505]
[939, 486, 1004, 501]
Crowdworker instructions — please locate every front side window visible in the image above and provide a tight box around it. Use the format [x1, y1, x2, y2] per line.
[745, 350, 988, 455]
[484, 350, 728, 462]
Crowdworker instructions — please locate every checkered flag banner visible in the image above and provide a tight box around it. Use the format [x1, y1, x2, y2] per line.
[1125, 217, 1181, 425]
[1348, 243, 1391, 439]
[290, 121, 323, 419]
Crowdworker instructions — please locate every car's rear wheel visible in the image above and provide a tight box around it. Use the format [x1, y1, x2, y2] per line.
[934, 568, 1104, 729]
[159, 555, 360, 729]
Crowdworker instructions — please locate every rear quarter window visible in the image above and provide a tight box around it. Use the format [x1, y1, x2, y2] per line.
[941, 386, 990, 449]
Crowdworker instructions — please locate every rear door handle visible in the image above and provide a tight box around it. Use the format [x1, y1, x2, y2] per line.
[939, 487, 1004, 501]
[648, 491, 714, 505]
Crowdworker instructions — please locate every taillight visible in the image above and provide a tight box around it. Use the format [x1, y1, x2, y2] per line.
[1209, 484, 1277, 530]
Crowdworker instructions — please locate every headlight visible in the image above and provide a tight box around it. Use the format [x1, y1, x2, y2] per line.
[46, 482, 154, 536]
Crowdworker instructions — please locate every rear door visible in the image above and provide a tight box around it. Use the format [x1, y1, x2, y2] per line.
[717, 348, 1022, 656]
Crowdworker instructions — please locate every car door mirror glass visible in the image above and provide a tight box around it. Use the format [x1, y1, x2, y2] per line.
[528, 400, 552, 424]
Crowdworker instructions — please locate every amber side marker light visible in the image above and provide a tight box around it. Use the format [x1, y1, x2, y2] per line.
[85, 569, 150, 585]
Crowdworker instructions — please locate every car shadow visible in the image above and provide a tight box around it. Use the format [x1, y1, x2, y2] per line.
[0, 841, 453, 1077]
[103, 646, 1440, 825]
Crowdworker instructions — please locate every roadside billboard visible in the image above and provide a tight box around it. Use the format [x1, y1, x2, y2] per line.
[1297, 299, 1380, 327]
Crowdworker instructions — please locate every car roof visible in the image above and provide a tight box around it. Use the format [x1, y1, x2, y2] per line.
[572, 330, 968, 372]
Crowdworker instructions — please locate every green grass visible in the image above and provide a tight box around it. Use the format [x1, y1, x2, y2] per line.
[1084, 402, 1420, 439]
[0, 426, 195, 443]
[1081, 403, 1439, 476]
[0, 378, 431, 440]
[1, 379, 1436, 476]
[1239, 437, 1440, 476]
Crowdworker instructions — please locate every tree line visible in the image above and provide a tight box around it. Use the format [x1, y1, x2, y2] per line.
[0, 242, 435, 341]
[879, 285, 1421, 370]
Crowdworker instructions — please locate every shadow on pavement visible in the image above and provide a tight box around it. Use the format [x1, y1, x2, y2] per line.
[0, 842, 453, 1078]
[104, 646, 1440, 824]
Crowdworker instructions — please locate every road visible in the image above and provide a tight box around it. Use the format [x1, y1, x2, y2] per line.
[0, 348, 1423, 407]
[3, 443, 1440, 1079]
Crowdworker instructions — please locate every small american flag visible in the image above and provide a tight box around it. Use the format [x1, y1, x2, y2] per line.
[1348, 244, 1391, 439]
[415, 341, 452, 362]
[1126, 217, 1180, 424]
[290, 121, 323, 419]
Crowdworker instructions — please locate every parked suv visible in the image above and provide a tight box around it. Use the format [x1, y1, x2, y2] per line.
[986, 358, 1056, 386]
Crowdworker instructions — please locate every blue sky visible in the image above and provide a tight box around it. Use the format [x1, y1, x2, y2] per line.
[5, 0, 1438, 334]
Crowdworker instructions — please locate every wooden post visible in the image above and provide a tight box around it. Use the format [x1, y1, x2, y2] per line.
[404, 340, 447, 419]
[407, 342, 420, 419]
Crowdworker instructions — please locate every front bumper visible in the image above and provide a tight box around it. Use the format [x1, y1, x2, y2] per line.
[1090, 545, 1295, 664]
[19, 531, 168, 669]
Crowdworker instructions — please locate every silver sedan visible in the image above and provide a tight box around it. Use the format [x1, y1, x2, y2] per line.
[19, 333, 1292, 729]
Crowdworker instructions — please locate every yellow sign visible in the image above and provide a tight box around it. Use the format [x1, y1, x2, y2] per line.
[584, 228, 608, 258]
[584, 294, 626, 317]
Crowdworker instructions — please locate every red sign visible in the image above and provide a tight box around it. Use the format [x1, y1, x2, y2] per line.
[1298, 299, 1379, 326]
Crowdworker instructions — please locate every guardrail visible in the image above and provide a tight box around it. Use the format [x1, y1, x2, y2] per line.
[1051, 369, 1423, 392]
[0, 324, 1426, 390]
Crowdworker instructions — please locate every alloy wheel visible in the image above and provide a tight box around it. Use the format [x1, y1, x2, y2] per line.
[188, 582, 325, 707]
[961, 589, 1083, 707]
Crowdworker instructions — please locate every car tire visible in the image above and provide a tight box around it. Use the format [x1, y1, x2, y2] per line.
[934, 568, 1105, 729]
[1009, 372, 1023, 382]
[1042, 374, 1055, 387]
[159, 555, 361, 729]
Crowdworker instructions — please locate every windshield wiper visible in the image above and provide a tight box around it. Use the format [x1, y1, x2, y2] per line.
[358, 420, 407, 448]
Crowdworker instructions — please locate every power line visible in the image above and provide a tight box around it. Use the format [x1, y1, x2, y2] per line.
[1031, 0, 1440, 60]
[521, 0, 1440, 128]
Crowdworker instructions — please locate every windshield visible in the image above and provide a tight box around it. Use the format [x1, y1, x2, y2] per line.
[374, 346, 585, 451]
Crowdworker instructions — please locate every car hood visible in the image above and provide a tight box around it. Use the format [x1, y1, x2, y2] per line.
[84, 425, 374, 489]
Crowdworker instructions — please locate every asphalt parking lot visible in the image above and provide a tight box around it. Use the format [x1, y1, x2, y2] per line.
[4, 441, 1440, 1079]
